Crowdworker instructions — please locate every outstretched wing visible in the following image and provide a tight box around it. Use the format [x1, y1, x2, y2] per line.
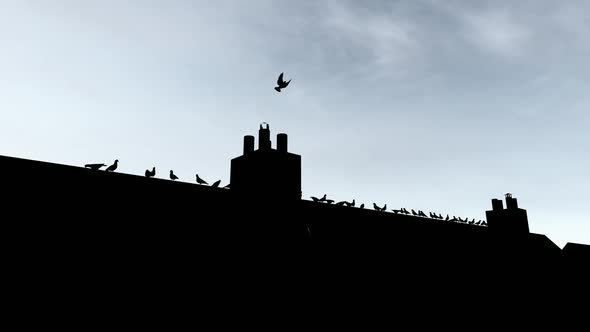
[277, 72, 284, 85]
[283, 79, 291, 87]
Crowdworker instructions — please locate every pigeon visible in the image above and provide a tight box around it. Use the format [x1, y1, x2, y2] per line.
[274, 72, 291, 92]
[105, 160, 119, 172]
[145, 167, 155, 178]
[84, 163, 106, 171]
[211, 180, 221, 188]
[196, 174, 208, 185]
[170, 170, 178, 180]
[359, 204, 365, 209]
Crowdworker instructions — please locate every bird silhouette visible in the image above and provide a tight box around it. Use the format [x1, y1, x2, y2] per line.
[318, 194, 327, 202]
[373, 203, 381, 211]
[381, 204, 387, 212]
[169, 170, 178, 180]
[105, 160, 118, 172]
[274, 72, 291, 92]
[211, 180, 221, 188]
[359, 203, 365, 209]
[84, 163, 106, 171]
[145, 167, 155, 178]
[196, 174, 208, 185]
[310, 196, 320, 202]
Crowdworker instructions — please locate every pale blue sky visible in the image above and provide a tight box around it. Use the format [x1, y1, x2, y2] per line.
[1, 1, 589, 247]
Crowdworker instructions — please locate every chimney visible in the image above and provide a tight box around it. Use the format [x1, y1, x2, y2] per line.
[243, 135, 254, 155]
[492, 199, 503, 211]
[505, 193, 518, 210]
[259, 123, 271, 151]
[277, 133, 288, 153]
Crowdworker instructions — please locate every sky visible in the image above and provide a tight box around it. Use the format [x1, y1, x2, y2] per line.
[1, 0, 589, 247]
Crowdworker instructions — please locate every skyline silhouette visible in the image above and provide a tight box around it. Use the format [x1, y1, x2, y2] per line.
[1, 124, 587, 252]
[1, 1, 590, 248]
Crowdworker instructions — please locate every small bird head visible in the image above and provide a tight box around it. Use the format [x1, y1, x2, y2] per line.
[115, 159, 119, 163]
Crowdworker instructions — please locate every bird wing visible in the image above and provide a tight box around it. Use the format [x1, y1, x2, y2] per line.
[283, 79, 291, 87]
[277, 72, 284, 85]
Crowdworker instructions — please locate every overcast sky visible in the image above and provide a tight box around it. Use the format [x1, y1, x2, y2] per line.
[1, 0, 589, 247]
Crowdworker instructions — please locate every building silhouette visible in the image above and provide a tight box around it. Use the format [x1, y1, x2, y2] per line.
[1, 124, 588, 304]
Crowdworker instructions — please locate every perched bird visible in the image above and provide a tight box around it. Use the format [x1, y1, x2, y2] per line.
[348, 199, 356, 207]
[169, 170, 178, 181]
[318, 194, 327, 202]
[196, 174, 208, 185]
[418, 210, 427, 217]
[373, 203, 381, 211]
[145, 167, 156, 178]
[381, 204, 387, 212]
[84, 163, 106, 171]
[105, 160, 119, 172]
[359, 204, 365, 209]
[411, 209, 418, 216]
[310, 196, 320, 202]
[211, 180, 221, 188]
[274, 72, 291, 92]
[445, 214, 450, 221]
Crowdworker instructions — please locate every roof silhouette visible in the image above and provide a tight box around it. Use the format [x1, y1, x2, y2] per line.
[1, 125, 587, 300]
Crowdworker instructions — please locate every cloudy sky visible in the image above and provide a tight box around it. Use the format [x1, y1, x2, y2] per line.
[1, 0, 589, 247]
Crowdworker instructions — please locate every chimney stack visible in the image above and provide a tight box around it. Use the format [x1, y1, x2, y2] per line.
[259, 123, 271, 151]
[505, 193, 518, 210]
[243, 135, 254, 155]
[492, 199, 504, 211]
[277, 133, 288, 153]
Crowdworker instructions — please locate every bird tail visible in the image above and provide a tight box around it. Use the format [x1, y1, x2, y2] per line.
[274, 87, 281, 92]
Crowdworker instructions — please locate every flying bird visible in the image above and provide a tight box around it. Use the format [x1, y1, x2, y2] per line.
[105, 160, 119, 172]
[84, 163, 106, 171]
[170, 170, 178, 181]
[274, 72, 291, 92]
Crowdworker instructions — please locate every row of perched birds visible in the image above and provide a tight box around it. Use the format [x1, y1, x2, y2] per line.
[310, 194, 487, 227]
[84, 159, 230, 188]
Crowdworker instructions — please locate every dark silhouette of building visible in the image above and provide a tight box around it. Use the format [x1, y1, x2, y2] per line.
[230, 123, 301, 201]
[1, 124, 588, 310]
